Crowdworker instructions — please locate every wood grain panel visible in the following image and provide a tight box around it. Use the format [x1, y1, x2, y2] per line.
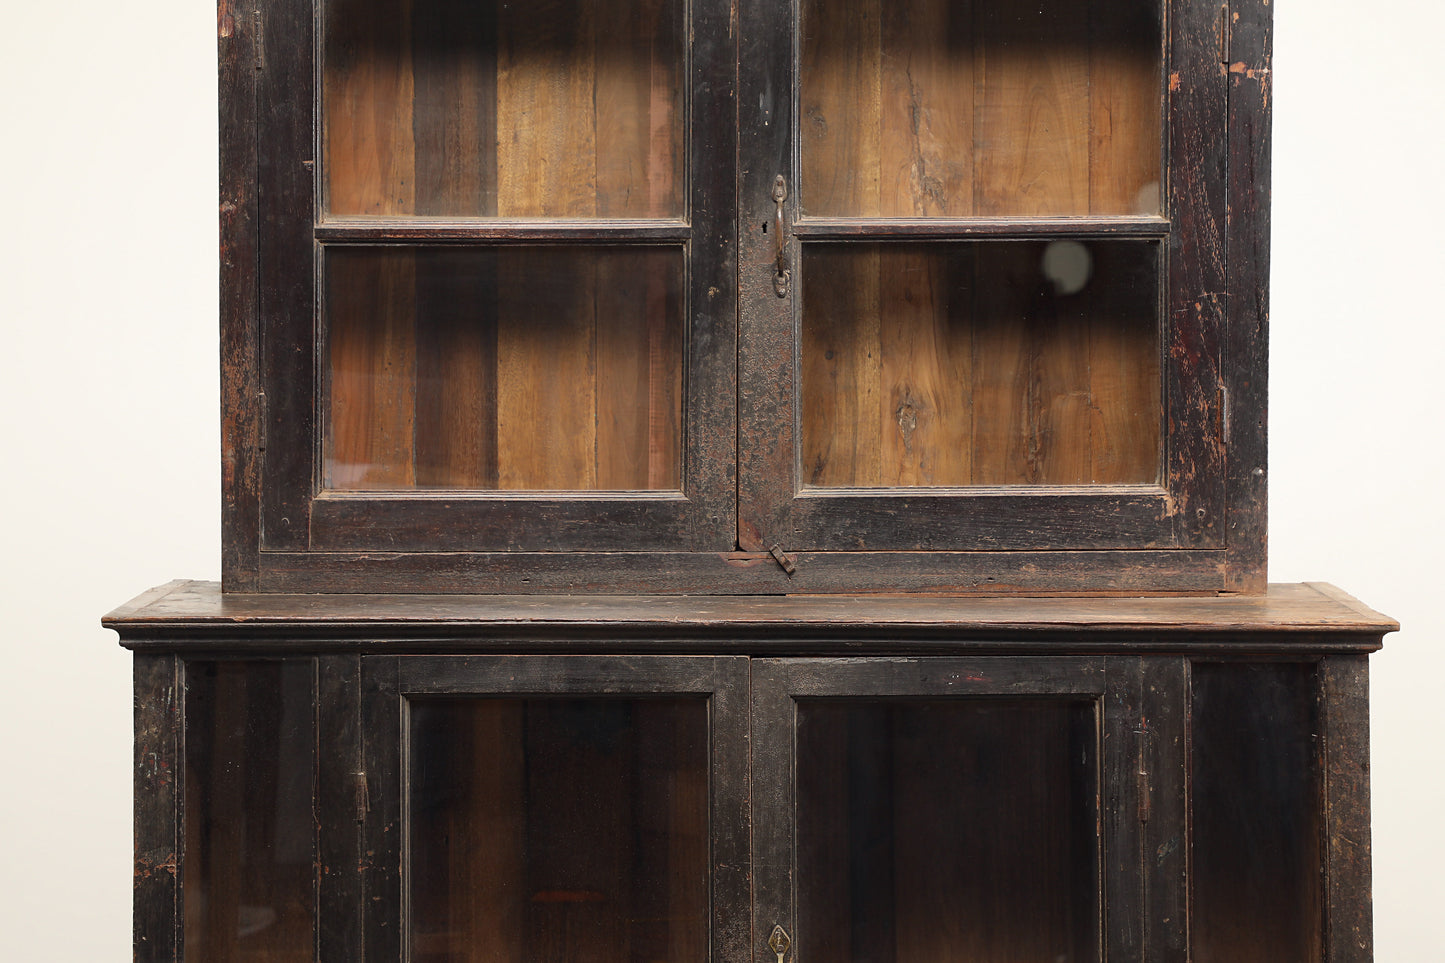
[325, 0, 417, 215]
[497, 250, 598, 488]
[801, 246, 883, 486]
[411, 0, 498, 217]
[327, 250, 418, 488]
[800, 0, 882, 216]
[1090, 2, 1162, 213]
[595, 0, 682, 217]
[1087, 243, 1160, 483]
[497, 0, 599, 217]
[413, 251, 499, 488]
[879, 246, 972, 485]
[879, 0, 974, 216]
[974, 1, 1091, 215]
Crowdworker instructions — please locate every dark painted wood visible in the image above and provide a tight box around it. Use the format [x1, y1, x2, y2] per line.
[257, 0, 317, 552]
[219, 0, 261, 591]
[134, 654, 181, 963]
[1323, 655, 1373, 963]
[1223, 0, 1273, 593]
[1141, 656, 1189, 961]
[1166, 0, 1230, 550]
[317, 655, 362, 963]
[316, 218, 693, 242]
[360, 656, 403, 962]
[1103, 658, 1145, 962]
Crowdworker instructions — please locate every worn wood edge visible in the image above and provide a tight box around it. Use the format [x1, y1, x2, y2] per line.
[1303, 583, 1399, 633]
[219, 0, 261, 591]
[1222, 0, 1272, 593]
[1321, 656, 1374, 962]
[134, 654, 181, 962]
[104, 580, 198, 628]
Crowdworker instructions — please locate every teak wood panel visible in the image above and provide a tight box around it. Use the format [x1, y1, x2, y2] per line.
[802, 241, 1160, 486]
[323, 0, 683, 218]
[324, 247, 683, 491]
[799, 0, 1161, 218]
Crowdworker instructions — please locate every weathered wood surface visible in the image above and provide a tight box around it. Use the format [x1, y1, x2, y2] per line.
[108, 581, 1395, 650]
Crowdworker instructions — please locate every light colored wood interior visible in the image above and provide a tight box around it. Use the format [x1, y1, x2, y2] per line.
[324, 0, 683, 218]
[325, 248, 683, 491]
[800, 0, 1161, 217]
[802, 241, 1160, 487]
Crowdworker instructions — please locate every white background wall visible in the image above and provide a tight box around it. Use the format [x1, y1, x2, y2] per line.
[1, 2, 1440, 958]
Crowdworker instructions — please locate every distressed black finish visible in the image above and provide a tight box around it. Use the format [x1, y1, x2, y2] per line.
[216, 0, 1277, 595]
[133, 654, 181, 963]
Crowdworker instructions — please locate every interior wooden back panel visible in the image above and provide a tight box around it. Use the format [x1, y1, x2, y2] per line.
[800, 0, 1161, 217]
[801, 241, 1160, 487]
[323, 0, 682, 218]
[325, 248, 683, 492]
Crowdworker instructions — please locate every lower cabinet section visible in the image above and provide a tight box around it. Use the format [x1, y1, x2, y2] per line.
[115, 585, 1390, 962]
[150, 653, 1370, 963]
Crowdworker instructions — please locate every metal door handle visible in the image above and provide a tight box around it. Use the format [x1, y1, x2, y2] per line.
[772, 176, 791, 297]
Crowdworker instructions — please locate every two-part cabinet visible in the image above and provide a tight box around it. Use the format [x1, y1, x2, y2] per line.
[222, 0, 1271, 595]
[111, 583, 1393, 962]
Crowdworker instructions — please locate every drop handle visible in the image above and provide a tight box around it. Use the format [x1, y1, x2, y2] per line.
[768, 925, 792, 963]
[772, 176, 791, 297]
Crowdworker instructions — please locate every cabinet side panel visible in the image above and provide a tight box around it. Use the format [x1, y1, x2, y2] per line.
[1322, 655, 1373, 963]
[1223, 0, 1272, 591]
[220, 0, 261, 590]
[135, 654, 180, 963]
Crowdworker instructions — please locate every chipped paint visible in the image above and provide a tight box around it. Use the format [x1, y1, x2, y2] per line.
[218, 0, 235, 38]
[1169, 71, 1182, 92]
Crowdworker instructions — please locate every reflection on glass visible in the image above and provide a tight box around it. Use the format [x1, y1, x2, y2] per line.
[323, 0, 685, 218]
[1192, 664, 1324, 962]
[409, 698, 709, 963]
[801, 0, 1162, 217]
[802, 240, 1160, 487]
[324, 246, 685, 491]
[184, 661, 315, 962]
[798, 699, 1100, 963]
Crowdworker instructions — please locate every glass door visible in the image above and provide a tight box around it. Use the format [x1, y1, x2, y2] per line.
[751, 657, 1147, 963]
[738, 0, 1227, 561]
[257, 0, 737, 554]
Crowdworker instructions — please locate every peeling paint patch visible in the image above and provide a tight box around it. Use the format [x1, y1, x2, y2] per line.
[219, 0, 235, 38]
[1169, 71, 1182, 92]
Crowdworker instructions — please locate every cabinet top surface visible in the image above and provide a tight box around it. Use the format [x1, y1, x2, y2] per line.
[105, 582, 1396, 650]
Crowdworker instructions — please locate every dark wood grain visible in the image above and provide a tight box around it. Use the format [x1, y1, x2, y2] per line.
[134, 654, 180, 963]
[361, 657, 403, 962]
[1322, 655, 1373, 963]
[318, 656, 363, 963]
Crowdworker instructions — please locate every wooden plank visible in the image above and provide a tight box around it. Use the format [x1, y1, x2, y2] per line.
[1141, 657, 1189, 961]
[318, 656, 363, 963]
[496, 249, 597, 489]
[594, 250, 683, 490]
[594, 0, 681, 217]
[1089, 2, 1162, 214]
[325, 249, 418, 488]
[324, 0, 416, 215]
[1322, 656, 1373, 963]
[972, 243, 1092, 484]
[134, 655, 179, 963]
[878, 246, 972, 486]
[410, 0, 498, 216]
[361, 658, 403, 962]
[879, 0, 974, 216]
[496, 0, 598, 217]
[799, 0, 881, 216]
[974, 0, 1091, 215]
[413, 250, 499, 488]
[801, 245, 882, 486]
[1087, 242, 1161, 483]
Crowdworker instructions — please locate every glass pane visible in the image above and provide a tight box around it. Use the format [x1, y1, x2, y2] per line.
[183, 661, 315, 961]
[324, 246, 685, 491]
[800, 0, 1161, 217]
[801, 240, 1160, 487]
[408, 698, 709, 963]
[324, 0, 685, 218]
[1191, 664, 1324, 963]
[798, 699, 1100, 963]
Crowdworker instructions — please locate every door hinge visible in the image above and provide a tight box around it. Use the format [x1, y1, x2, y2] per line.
[354, 771, 370, 821]
[1219, 3, 1231, 64]
[1135, 727, 1152, 823]
[768, 544, 797, 576]
[254, 10, 264, 71]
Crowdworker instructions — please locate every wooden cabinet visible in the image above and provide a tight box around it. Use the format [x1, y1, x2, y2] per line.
[111, 583, 1392, 963]
[221, 0, 1271, 595]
